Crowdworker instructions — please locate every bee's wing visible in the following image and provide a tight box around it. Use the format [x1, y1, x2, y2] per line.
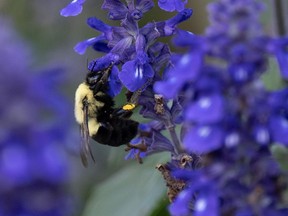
[80, 99, 95, 167]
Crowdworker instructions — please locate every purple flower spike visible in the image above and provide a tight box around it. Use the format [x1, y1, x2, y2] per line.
[158, 0, 187, 12]
[60, 0, 86, 17]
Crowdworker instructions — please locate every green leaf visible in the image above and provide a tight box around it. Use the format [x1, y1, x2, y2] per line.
[261, 58, 285, 90]
[270, 144, 288, 171]
[150, 197, 170, 216]
[82, 154, 169, 216]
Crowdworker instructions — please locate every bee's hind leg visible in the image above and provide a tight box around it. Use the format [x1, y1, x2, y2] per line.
[111, 108, 133, 119]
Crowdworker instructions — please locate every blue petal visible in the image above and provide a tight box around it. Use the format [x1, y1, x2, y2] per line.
[87, 17, 112, 34]
[228, 63, 254, 83]
[252, 125, 270, 145]
[60, 0, 86, 17]
[119, 60, 154, 92]
[185, 93, 224, 124]
[195, 192, 219, 216]
[74, 36, 107, 55]
[183, 125, 224, 153]
[110, 37, 134, 56]
[269, 115, 288, 145]
[154, 52, 201, 99]
[88, 54, 120, 71]
[108, 66, 122, 97]
[169, 189, 192, 216]
[166, 8, 192, 27]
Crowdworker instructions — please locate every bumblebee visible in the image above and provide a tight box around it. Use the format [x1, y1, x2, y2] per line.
[74, 64, 139, 166]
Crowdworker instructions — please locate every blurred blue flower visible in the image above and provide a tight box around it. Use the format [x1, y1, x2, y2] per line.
[0, 20, 72, 216]
[153, 0, 288, 214]
[60, 0, 86, 17]
[155, 0, 288, 153]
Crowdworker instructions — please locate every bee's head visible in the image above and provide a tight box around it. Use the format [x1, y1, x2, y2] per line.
[86, 70, 104, 86]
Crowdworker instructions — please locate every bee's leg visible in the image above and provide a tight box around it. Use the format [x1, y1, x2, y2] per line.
[111, 108, 133, 119]
[112, 103, 136, 119]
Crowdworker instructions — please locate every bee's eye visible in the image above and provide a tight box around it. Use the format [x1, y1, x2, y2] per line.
[88, 77, 97, 83]
[87, 73, 102, 84]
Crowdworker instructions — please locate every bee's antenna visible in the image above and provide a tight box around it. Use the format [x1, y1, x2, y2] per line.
[91, 61, 97, 72]
[88, 59, 97, 72]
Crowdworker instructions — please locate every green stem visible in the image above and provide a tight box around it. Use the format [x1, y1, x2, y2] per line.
[165, 120, 183, 155]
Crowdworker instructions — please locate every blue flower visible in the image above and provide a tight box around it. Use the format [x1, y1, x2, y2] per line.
[60, 0, 86, 17]
[75, 5, 192, 91]
[0, 20, 72, 216]
[154, 0, 288, 214]
[118, 53, 154, 92]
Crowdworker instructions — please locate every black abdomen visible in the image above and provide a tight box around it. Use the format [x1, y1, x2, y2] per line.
[92, 118, 139, 147]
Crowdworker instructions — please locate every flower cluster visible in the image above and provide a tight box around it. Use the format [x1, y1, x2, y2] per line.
[0, 20, 72, 216]
[155, 0, 288, 215]
[61, 0, 192, 156]
[61, 0, 288, 215]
